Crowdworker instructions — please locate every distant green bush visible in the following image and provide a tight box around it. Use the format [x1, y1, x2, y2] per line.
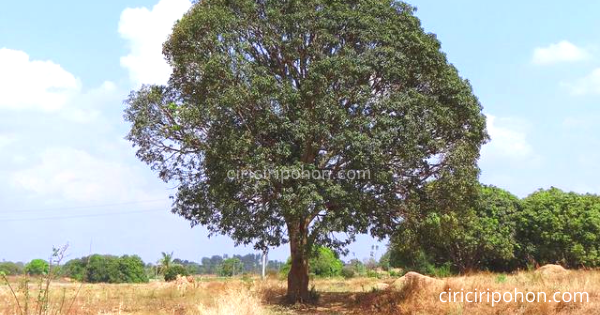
[388, 269, 402, 277]
[25, 259, 49, 276]
[495, 274, 507, 284]
[311, 247, 343, 277]
[366, 270, 379, 278]
[341, 266, 355, 279]
[0, 262, 24, 276]
[62, 254, 148, 283]
[87, 255, 121, 283]
[347, 259, 366, 276]
[119, 255, 149, 283]
[164, 265, 188, 282]
[281, 247, 344, 278]
[61, 258, 87, 281]
[218, 258, 243, 277]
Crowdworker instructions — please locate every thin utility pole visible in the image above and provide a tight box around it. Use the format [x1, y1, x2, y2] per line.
[261, 249, 268, 279]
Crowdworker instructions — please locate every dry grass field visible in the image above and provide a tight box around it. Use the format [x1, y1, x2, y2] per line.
[2, 268, 599, 315]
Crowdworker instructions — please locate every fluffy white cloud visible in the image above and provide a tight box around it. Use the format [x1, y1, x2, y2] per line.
[481, 115, 535, 161]
[564, 68, 600, 95]
[119, 0, 192, 86]
[532, 41, 589, 65]
[59, 80, 119, 123]
[10, 147, 163, 203]
[0, 48, 80, 111]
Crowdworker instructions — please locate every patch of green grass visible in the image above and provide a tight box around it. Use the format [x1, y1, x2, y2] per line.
[495, 274, 507, 283]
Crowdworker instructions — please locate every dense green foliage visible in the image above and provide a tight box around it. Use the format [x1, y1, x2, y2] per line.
[173, 258, 203, 275]
[164, 265, 189, 281]
[282, 247, 344, 278]
[25, 259, 49, 276]
[62, 255, 148, 283]
[124, 0, 487, 301]
[390, 185, 521, 273]
[310, 247, 343, 277]
[517, 188, 600, 267]
[389, 186, 600, 275]
[119, 255, 150, 283]
[158, 251, 174, 274]
[219, 258, 244, 277]
[0, 262, 24, 276]
[62, 258, 87, 281]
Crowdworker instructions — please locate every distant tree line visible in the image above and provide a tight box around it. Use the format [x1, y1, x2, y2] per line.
[9, 185, 597, 281]
[1, 253, 286, 282]
[167, 253, 285, 277]
[388, 185, 600, 275]
[0, 261, 25, 276]
[0, 259, 50, 276]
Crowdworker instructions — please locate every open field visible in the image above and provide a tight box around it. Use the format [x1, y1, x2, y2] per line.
[2, 268, 599, 315]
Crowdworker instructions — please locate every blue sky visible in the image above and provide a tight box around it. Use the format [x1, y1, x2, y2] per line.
[1, 0, 599, 264]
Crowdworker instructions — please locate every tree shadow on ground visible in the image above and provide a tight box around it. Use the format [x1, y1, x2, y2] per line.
[264, 289, 407, 315]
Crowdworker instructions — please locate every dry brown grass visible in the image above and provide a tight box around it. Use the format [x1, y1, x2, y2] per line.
[197, 286, 265, 315]
[351, 269, 600, 315]
[1, 269, 599, 315]
[0, 278, 263, 315]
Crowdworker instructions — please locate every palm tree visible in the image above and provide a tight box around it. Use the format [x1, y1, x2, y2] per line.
[158, 251, 173, 275]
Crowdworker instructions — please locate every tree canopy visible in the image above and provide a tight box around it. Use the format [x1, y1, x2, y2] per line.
[389, 184, 521, 273]
[25, 259, 49, 276]
[517, 187, 600, 267]
[388, 185, 600, 274]
[63, 255, 148, 283]
[124, 0, 486, 302]
[219, 257, 244, 277]
[164, 265, 188, 281]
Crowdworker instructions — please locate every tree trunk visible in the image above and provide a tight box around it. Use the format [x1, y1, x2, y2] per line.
[287, 222, 310, 303]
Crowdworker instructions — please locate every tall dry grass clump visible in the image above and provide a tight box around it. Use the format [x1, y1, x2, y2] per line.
[0, 245, 82, 315]
[381, 268, 600, 315]
[197, 285, 267, 315]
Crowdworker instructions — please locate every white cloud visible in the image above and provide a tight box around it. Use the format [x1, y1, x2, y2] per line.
[532, 41, 589, 65]
[60, 80, 119, 123]
[0, 48, 80, 111]
[119, 0, 192, 86]
[564, 68, 600, 95]
[10, 147, 161, 203]
[481, 115, 535, 161]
